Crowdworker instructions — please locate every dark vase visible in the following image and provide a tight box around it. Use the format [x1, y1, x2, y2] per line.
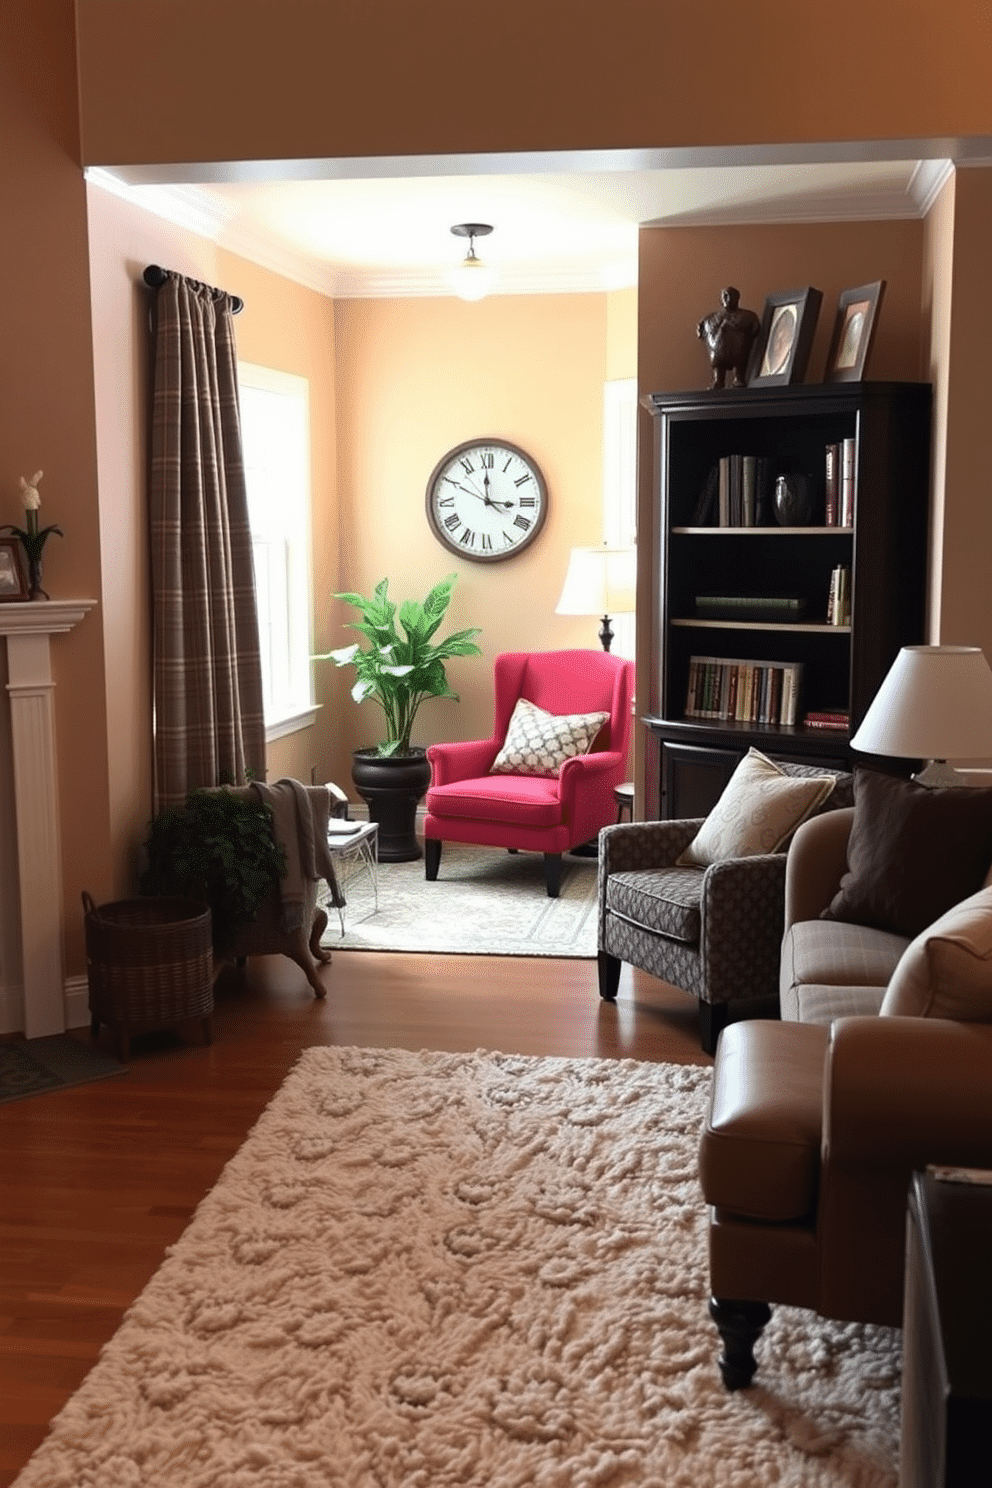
[350, 747, 432, 862]
[27, 553, 48, 600]
[773, 473, 812, 526]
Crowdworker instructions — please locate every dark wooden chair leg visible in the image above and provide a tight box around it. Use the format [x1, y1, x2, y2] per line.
[543, 852, 563, 898]
[598, 949, 622, 1001]
[709, 1297, 772, 1390]
[90, 1014, 100, 1037]
[699, 999, 730, 1056]
[425, 838, 441, 881]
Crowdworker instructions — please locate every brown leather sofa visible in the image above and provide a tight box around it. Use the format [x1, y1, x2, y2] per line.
[698, 785, 992, 1389]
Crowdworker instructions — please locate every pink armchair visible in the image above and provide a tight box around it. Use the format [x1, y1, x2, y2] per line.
[424, 650, 635, 898]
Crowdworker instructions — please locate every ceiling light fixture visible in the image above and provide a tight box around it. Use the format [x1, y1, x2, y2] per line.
[449, 223, 495, 301]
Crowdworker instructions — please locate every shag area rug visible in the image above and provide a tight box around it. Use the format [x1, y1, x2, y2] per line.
[15, 1047, 901, 1487]
[320, 842, 597, 957]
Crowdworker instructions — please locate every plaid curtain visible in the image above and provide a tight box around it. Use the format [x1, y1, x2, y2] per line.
[149, 274, 265, 810]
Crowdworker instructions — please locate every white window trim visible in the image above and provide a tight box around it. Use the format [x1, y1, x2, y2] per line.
[239, 361, 315, 740]
[602, 376, 638, 661]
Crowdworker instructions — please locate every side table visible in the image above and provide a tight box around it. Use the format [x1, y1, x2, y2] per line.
[901, 1166, 992, 1487]
[326, 820, 379, 934]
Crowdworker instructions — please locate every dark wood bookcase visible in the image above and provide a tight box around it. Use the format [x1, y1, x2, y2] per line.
[642, 381, 931, 819]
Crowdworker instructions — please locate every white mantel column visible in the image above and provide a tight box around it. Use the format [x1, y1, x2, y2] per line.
[1, 601, 96, 1038]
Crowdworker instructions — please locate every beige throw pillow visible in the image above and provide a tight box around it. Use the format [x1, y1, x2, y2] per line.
[677, 747, 836, 867]
[880, 885, 992, 1021]
[489, 697, 608, 780]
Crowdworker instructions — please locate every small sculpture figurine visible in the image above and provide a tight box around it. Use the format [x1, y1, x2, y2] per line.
[697, 287, 761, 389]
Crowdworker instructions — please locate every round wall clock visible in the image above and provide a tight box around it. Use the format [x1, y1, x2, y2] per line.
[425, 438, 549, 563]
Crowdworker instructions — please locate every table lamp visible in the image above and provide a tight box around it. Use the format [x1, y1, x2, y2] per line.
[555, 544, 636, 652]
[850, 645, 992, 786]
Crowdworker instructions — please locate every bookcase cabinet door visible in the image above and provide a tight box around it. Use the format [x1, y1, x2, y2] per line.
[662, 743, 740, 820]
[643, 381, 930, 819]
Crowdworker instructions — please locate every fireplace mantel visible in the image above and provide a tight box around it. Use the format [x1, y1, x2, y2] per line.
[1, 600, 97, 1037]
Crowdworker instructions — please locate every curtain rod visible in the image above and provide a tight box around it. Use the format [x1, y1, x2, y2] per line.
[143, 264, 244, 315]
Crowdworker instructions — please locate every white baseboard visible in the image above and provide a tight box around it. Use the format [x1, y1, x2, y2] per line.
[65, 975, 90, 1029]
[0, 974, 90, 1034]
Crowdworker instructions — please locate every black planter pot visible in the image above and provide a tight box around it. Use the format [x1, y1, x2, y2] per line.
[351, 747, 432, 862]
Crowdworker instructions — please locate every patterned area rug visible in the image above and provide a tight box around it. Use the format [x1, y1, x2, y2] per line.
[0, 1033, 125, 1104]
[14, 1047, 900, 1487]
[320, 842, 598, 957]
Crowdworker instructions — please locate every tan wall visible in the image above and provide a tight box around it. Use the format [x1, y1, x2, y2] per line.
[635, 218, 926, 813]
[330, 293, 609, 781]
[928, 168, 992, 658]
[922, 172, 956, 641]
[85, 193, 342, 915]
[0, 0, 111, 973]
[214, 249, 341, 790]
[74, 1, 992, 168]
[5, 0, 992, 996]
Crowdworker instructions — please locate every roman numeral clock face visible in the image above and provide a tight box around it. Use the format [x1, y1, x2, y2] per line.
[425, 439, 549, 562]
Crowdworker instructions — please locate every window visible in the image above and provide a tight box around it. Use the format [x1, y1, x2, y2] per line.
[239, 363, 316, 739]
[602, 377, 638, 660]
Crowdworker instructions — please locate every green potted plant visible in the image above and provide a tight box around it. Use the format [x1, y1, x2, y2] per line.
[316, 574, 481, 861]
[140, 787, 287, 953]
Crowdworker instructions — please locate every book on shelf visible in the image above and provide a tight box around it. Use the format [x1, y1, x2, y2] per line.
[824, 442, 840, 525]
[826, 564, 851, 625]
[684, 655, 802, 727]
[803, 708, 850, 732]
[840, 436, 856, 526]
[693, 594, 807, 622]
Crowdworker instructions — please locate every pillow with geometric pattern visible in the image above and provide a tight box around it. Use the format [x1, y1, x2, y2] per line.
[489, 697, 608, 779]
[676, 747, 836, 867]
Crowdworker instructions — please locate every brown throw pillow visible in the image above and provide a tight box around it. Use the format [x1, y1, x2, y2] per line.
[823, 767, 992, 939]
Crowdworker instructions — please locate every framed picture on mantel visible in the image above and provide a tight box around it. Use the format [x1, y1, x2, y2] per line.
[0, 538, 28, 601]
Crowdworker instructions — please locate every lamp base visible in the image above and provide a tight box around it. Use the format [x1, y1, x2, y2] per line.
[911, 759, 968, 788]
[598, 615, 614, 652]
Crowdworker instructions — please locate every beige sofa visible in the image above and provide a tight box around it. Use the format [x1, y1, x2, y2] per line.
[781, 786, 992, 1025]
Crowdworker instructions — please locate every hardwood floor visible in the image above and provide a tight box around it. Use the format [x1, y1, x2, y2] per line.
[0, 950, 709, 1483]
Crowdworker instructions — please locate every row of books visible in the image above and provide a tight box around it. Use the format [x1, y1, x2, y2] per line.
[685, 656, 803, 727]
[689, 438, 858, 528]
[691, 455, 772, 527]
[824, 438, 856, 526]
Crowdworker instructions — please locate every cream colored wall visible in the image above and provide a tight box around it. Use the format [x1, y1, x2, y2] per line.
[606, 289, 637, 382]
[329, 293, 609, 783]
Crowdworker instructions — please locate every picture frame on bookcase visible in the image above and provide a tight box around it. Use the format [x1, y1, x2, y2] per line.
[0, 537, 29, 601]
[824, 281, 886, 382]
[747, 286, 823, 387]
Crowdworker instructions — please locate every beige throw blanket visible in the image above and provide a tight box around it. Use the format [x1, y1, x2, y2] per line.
[251, 779, 345, 930]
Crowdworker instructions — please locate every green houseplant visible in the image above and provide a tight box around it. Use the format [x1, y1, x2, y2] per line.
[316, 574, 481, 860]
[141, 787, 287, 953]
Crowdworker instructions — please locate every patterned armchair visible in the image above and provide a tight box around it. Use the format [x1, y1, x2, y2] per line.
[597, 762, 853, 1053]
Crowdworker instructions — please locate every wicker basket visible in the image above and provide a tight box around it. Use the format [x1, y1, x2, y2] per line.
[82, 893, 214, 1057]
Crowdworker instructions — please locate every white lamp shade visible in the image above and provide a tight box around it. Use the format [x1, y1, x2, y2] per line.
[850, 645, 992, 761]
[555, 545, 637, 617]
